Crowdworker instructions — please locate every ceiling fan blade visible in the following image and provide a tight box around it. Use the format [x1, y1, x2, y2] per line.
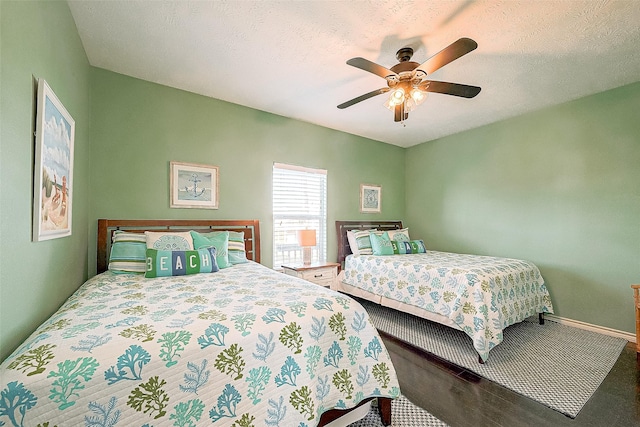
[347, 57, 398, 80]
[416, 38, 478, 76]
[421, 80, 481, 98]
[337, 87, 390, 109]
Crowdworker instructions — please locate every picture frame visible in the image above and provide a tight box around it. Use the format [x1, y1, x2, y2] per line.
[360, 184, 381, 213]
[33, 79, 75, 241]
[170, 161, 219, 209]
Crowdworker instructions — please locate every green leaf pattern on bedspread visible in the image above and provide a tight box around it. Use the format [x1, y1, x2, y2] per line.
[342, 251, 554, 362]
[0, 262, 400, 426]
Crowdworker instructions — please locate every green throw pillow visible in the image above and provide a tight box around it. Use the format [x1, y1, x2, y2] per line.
[145, 247, 219, 278]
[369, 231, 394, 256]
[190, 230, 231, 269]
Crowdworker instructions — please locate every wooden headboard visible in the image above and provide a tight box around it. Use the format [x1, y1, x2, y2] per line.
[335, 220, 403, 267]
[97, 219, 260, 274]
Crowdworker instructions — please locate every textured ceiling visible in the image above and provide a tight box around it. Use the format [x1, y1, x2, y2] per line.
[68, 0, 640, 148]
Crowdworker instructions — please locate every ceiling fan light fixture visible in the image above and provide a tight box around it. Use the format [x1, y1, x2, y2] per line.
[384, 87, 406, 110]
[410, 88, 427, 105]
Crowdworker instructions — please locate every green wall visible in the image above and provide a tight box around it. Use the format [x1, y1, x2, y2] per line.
[0, 1, 91, 362]
[1, 0, 637, 363]
[406, 82, 640, 334]
[89, 68, 406, 273]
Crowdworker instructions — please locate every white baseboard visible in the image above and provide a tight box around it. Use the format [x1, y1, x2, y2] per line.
[545, 314, 635, 343]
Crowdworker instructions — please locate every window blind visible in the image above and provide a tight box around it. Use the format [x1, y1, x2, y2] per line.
[272, 163, 327, 268]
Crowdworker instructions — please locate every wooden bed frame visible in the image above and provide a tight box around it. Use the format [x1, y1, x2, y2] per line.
[96, 219, 392, 426]
[97, 219, 261, 274]
[336, 220, 403, 267]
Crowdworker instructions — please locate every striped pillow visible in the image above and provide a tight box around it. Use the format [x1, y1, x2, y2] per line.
[108, 231, 147, 273]
[347, 229, 377, 255]
[228, 231, 248, 264]
[145, 247, 219, 278]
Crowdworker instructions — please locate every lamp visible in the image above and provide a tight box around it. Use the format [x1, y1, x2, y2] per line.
[383, 81, 428, 121]
[297, 229, 317, 266]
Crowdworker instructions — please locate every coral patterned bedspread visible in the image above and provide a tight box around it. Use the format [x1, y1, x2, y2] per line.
[0, 261, 399, 427]
[342, 251, 554, 361]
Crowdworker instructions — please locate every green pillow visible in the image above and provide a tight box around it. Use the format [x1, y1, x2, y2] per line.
[369, 231, 394, 256]
[227, 231, 248, 264]
[190, 230, 231, 269]
[391, 239, 427, 254]
[145, 248, 219, 278]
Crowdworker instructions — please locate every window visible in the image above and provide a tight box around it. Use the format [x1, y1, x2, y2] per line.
[273, 163, 327, 268]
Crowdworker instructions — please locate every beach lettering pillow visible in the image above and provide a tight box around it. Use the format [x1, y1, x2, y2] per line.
[145, 247, 219, 278]
[391, 239, 427, 254]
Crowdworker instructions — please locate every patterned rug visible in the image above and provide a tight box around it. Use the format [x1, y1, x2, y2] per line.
[360, 299, 628, 418]
[349, 395, 448, 427]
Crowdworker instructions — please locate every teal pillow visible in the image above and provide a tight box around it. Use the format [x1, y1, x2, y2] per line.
[369, 231, 394, 256]
[145, 247, 219, 278]
[227, 231, 248, 264]
[108, 231, 147, 273]
[391, 239, 427, 254]
[190, 230, 231, 269]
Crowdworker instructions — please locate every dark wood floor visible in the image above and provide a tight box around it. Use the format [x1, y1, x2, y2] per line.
[381, 332, 640, 427]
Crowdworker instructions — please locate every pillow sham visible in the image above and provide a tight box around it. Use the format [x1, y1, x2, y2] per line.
[227, 231, 248, 264]
[108, 231, 147, 273]
[369, 231, 394, 256]
[347, 229, 377, 255]
[391, 239, 427, 254]
[387, 227, 410, 242]
[145, 247, 219, 278]
[145, 231, 194, 251]
[190, 230, 231, 269]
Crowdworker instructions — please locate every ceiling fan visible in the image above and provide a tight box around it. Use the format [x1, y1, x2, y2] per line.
[337, 38, 481, 122]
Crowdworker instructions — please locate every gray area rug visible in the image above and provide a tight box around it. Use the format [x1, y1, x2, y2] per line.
[349, 395, 448, 427]
[360, 299, 627, 418]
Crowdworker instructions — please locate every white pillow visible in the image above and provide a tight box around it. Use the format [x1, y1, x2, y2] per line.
[387, 228, 410, 242]
[145, 231, 194, 251]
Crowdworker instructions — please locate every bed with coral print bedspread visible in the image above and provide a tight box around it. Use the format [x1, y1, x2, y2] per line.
[341, 251, 554, 362]
[0, 261, 399, 427]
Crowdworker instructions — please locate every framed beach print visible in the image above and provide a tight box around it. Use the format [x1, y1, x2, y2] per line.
[33, 79, 75, 241]
[170, 161, 219, 209]
[360, 184, 381, 213]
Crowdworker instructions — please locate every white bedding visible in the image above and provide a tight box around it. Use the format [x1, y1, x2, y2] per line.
[339, 251, 554, 361]
[0, 261, 400, 426]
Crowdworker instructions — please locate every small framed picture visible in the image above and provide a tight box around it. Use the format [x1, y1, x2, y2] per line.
[360, 184, 381, 213]
[33, 79, 75, 241]
[170, 161, 219, 209]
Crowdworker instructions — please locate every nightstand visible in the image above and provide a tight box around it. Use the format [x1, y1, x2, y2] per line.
[281, 262, 340, 288]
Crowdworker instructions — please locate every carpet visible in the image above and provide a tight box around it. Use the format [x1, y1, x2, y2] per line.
[360, 299, 627, 418]
[349, 395, 448, 427]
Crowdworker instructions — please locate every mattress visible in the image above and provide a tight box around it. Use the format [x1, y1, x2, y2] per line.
[340, 251, 554, 361]
[0, 261, 400, 426]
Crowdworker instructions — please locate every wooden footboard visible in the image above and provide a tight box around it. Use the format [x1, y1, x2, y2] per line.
[317, 397, 392, 426]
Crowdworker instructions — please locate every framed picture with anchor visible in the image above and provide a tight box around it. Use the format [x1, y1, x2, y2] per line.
[170, 161, 219, 209]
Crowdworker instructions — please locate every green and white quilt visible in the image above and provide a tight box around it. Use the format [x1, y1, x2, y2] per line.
[342, 251, 554, 362]
[0, 262, 400, 427]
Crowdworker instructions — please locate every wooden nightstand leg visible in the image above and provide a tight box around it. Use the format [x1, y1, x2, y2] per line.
[632, 285, 640, 354]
